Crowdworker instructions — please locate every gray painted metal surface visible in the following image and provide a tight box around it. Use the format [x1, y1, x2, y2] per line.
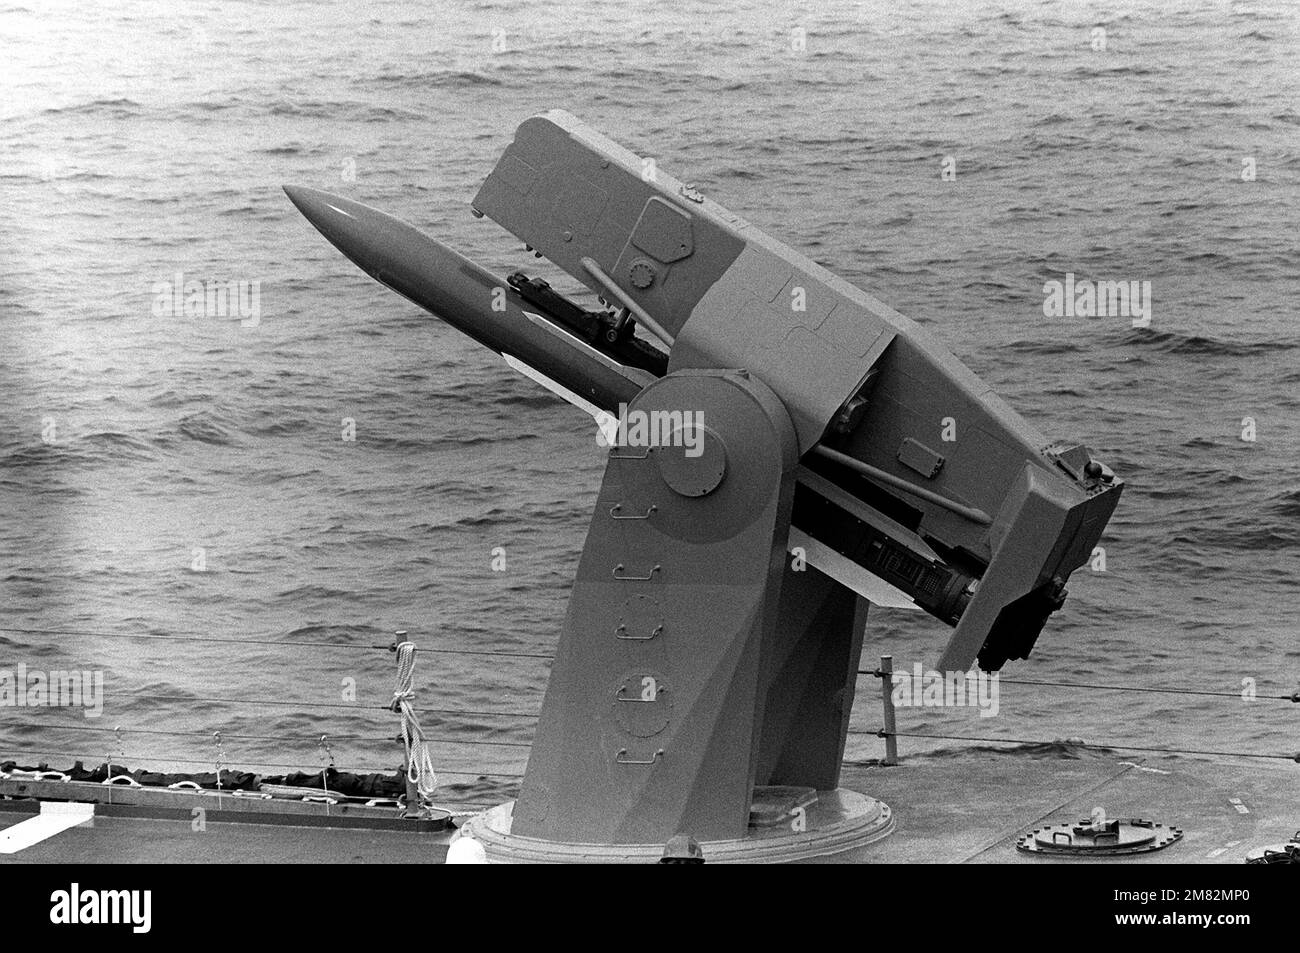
[284, 111, 1123, 846]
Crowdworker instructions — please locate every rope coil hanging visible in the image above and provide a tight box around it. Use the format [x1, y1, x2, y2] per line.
[389, 639, 439, 806]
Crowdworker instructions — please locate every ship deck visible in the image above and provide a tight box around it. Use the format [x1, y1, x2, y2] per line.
[1, 747, 1293, 863]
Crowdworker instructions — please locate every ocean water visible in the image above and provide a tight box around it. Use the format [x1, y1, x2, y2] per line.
[1, 0, 1297, 806]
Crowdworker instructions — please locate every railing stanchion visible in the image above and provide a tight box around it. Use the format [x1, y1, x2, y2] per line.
[877, 655, 899, 766]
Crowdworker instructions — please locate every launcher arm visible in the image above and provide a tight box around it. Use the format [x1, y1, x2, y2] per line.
[472, 110, 1122, 672]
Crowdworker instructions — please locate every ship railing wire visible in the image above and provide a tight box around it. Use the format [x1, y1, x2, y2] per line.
[852, 658, 1299, 765]
[0, 624, 538, 808]
[1, 626, 1296, 797]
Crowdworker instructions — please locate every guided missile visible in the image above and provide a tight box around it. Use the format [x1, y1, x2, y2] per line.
[283, 185, 655, 415]
[283, 186, 933, 614]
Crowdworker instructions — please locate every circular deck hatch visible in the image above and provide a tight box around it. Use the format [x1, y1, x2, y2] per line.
[1018, 817, 1183, 856]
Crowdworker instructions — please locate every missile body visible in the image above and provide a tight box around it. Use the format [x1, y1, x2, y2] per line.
[285, 185, 942, 615]
[283, 186, 654, 413]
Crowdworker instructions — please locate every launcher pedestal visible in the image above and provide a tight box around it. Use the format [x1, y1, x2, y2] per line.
[467, 370, 894, 860]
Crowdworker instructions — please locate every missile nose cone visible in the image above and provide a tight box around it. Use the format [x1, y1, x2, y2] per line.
[282, 184, 356, 229]
[282, 183, 313, 213]
[282, 185, 396, 275]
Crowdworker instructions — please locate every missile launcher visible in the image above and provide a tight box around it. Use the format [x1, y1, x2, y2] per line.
[286, 110, 1122, 845]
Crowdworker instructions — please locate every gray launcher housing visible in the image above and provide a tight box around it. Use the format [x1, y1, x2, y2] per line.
[462, 112, 1124, 843]
[473, 110, 1122, 676]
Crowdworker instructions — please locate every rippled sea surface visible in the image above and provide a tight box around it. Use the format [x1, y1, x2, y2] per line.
[2, 0, 1297, 806]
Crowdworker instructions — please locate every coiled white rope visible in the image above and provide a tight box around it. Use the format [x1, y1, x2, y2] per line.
[390, 641, 439, 805]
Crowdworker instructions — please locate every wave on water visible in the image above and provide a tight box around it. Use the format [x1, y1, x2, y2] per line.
[259, 99, 424, 121]
[281, 622, 386, 645]
[40, 97, 144, 118]
[0, 431, 158, 470]
[1120, 328, 1300, 357]
[860, 740, 1105, 762]
[1003, 339, 1086, 355]
[359, 69, 504, 88]
[1267, 488, 1300, 519]
[176, 412, 238, 447]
